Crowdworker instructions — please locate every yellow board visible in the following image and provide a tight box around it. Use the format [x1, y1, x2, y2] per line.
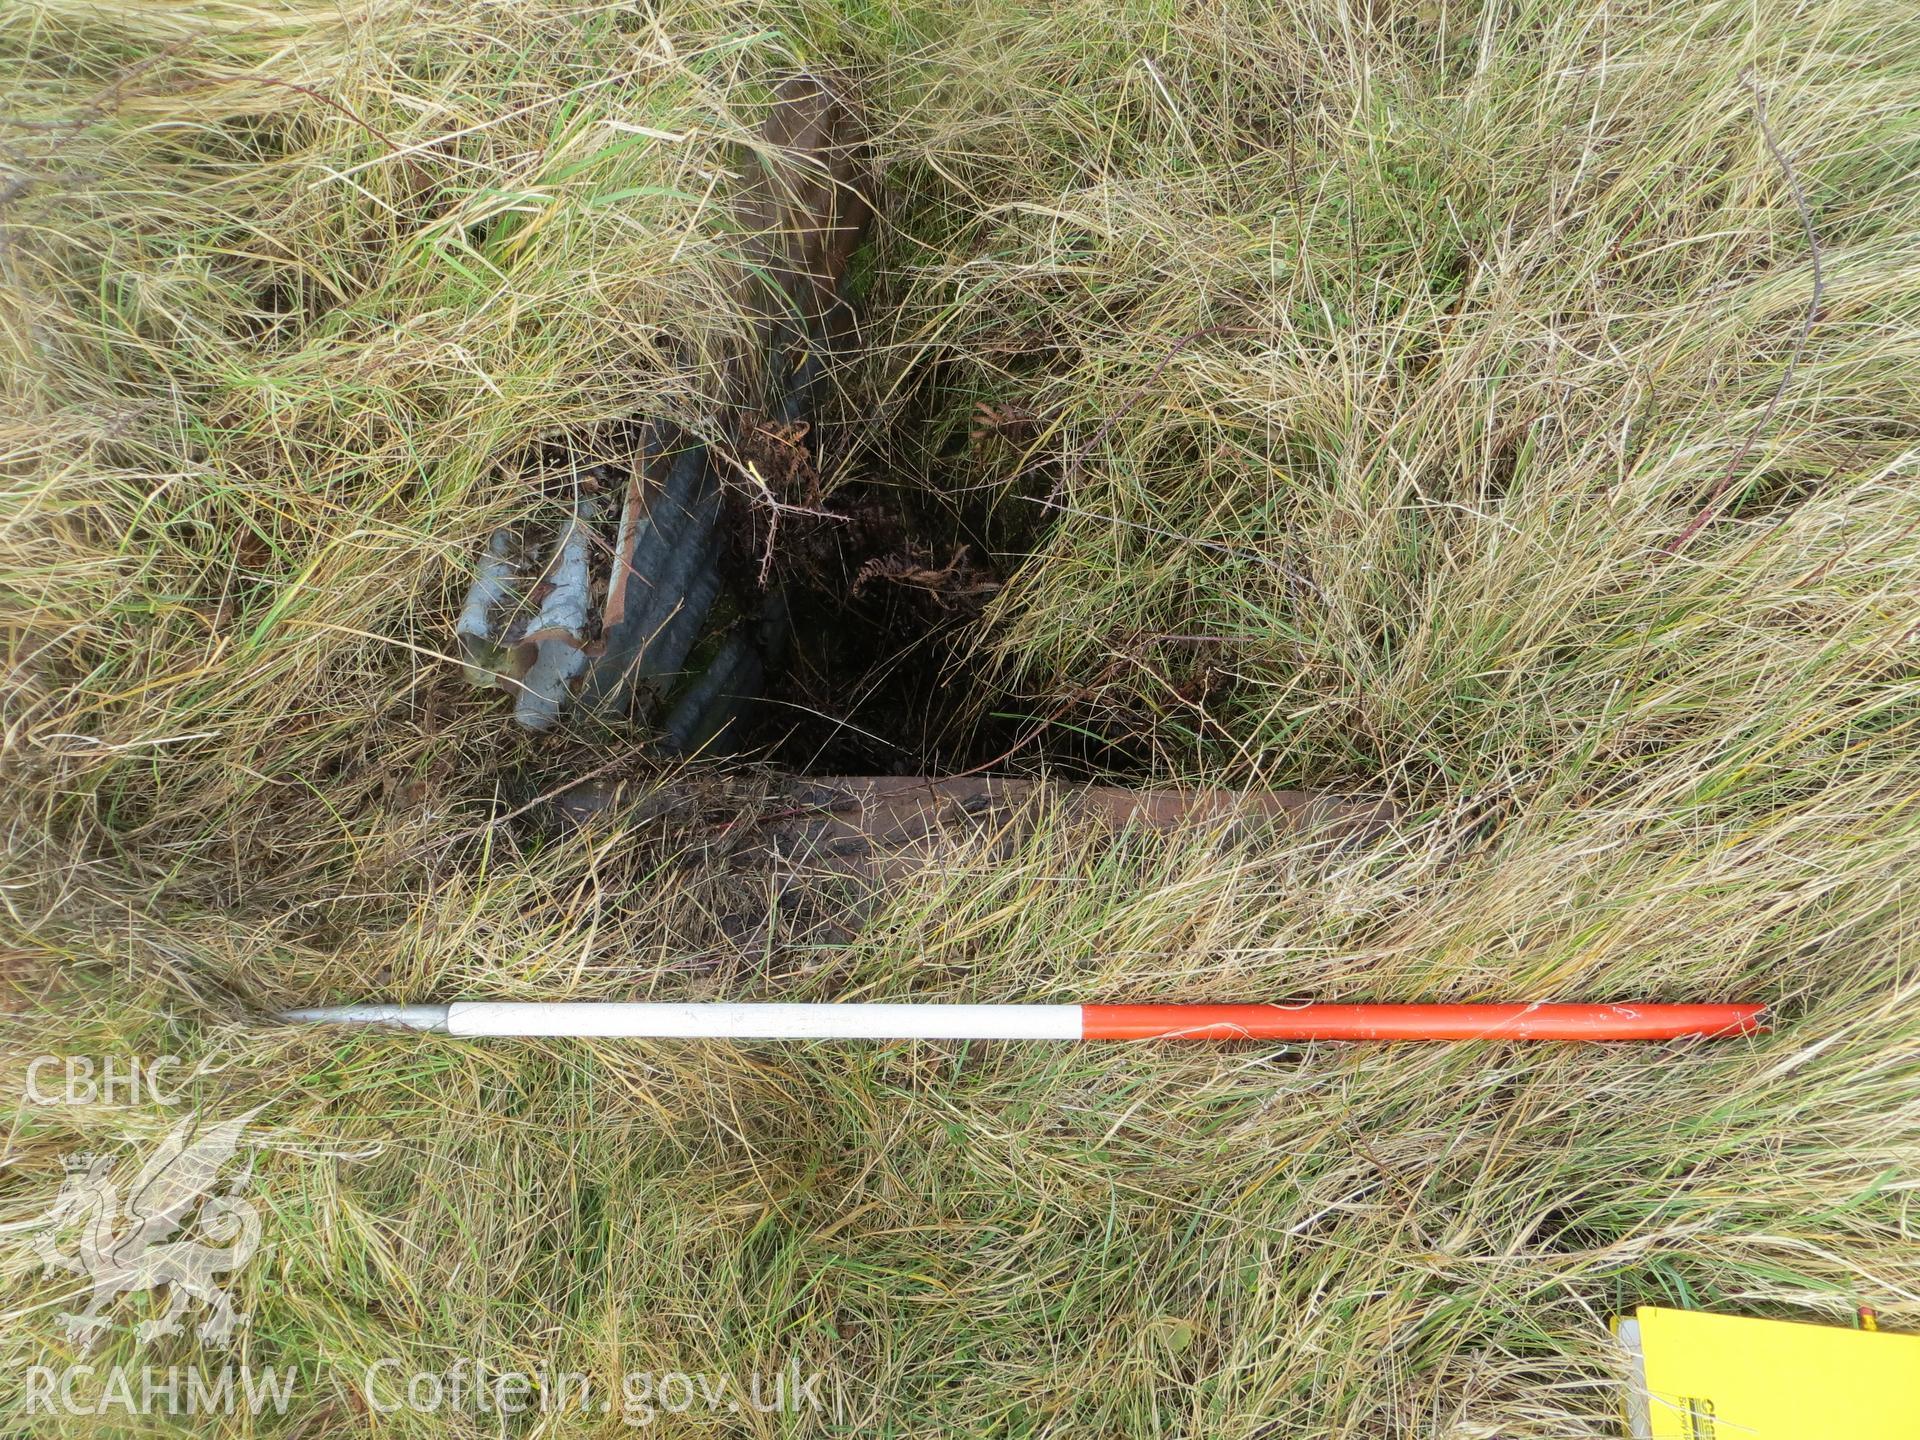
[1619, 1305, 1920, 1439]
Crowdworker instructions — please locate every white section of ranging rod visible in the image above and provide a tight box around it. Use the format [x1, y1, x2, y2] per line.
[445, 1001, 1084, 1040]
[282, 1004, 452, 1031]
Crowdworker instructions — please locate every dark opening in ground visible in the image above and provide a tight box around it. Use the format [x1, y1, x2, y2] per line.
[715, 404, 1150, 779]
[467, 82, 1164, 781]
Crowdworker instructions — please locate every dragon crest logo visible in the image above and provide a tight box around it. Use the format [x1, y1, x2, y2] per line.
[30, 1109, 263, 1349]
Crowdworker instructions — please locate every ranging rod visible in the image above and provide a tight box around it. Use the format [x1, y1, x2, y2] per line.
[281, 1002, 1767, 1043]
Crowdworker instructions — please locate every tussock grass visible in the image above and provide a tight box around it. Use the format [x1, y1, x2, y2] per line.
[3, 1, 1919, 1435]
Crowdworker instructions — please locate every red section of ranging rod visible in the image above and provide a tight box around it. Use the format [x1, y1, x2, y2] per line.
[1079, 1003, 1767, 1042]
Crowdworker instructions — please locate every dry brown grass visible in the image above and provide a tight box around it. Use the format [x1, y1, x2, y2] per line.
[3, 1, 1918, 1435]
